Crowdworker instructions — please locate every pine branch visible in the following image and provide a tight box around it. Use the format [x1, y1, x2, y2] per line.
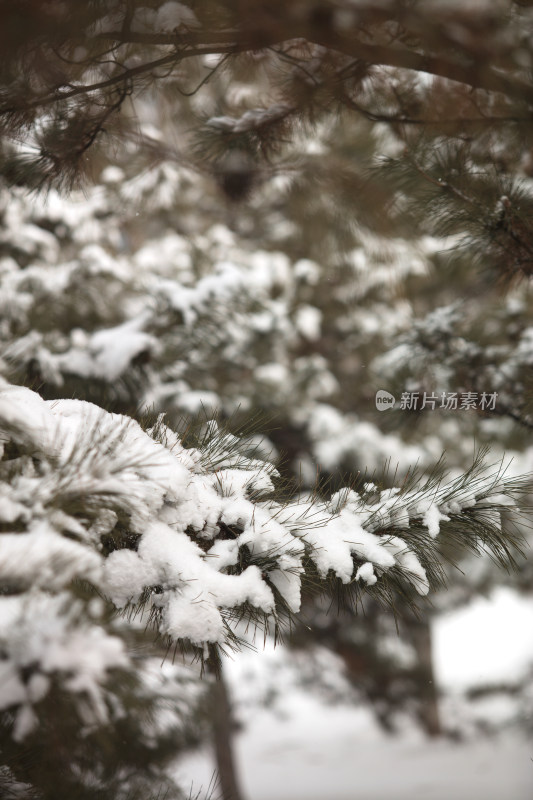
[2, 382, 528, 661]
[89, 15, 533, 107]
[2, 1, 533, 175]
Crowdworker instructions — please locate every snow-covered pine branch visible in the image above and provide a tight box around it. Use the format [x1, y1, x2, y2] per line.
[0, 380, 527, 726]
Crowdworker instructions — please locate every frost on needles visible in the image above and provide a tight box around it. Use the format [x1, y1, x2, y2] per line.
[0, 379, 528, 743]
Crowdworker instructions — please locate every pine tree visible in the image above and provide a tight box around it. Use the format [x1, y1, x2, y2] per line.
[1, 2, 533, 798]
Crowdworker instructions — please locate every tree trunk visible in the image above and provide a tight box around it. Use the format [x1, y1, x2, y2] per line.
[410, 614, 442, 737]
[207, 648, 246, 800]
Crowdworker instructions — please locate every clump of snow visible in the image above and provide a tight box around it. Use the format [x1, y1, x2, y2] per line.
[207, 105, 292, 134]
[355, 561, 377, 586]
[295, 305, 322, 340]
[155, 2, 199, 31]
[57, 314, 158, 382]
[421, 502, 451, 539]
[0, 524, 102, 591]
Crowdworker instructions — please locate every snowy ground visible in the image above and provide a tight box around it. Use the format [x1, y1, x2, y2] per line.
[178, 712, 531, 800]
[175, 588, 533, 800]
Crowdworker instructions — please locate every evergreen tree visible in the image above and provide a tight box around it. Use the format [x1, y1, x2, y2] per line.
[1, 2, 533, 798]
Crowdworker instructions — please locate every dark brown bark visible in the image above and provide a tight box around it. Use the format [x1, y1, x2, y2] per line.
[207, 647, 247, 800]
[409, 615, 442, 737]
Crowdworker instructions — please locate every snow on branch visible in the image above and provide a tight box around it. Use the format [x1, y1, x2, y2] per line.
[0, 593, 127, 741]
[0, 381, 527, 666]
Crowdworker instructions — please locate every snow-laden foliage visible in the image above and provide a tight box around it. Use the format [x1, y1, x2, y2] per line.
[0, 173, 477, 482]
[1, 169, 531, 492]
[372, 297, 533, 432]
[0, 379, 527, 747]
[0, 593, 127, 742]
